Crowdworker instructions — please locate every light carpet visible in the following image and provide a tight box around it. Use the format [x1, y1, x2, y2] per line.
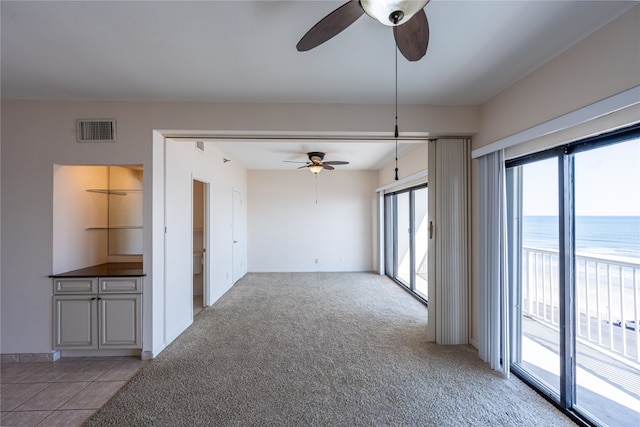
[85, 272, 574, 426]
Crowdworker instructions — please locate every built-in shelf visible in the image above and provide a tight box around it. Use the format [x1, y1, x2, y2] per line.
[86, 166, 144, 255]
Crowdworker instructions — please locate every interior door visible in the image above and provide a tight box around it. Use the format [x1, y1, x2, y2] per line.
[232, 189, 243, 283]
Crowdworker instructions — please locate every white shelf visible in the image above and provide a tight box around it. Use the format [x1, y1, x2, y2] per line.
[86, 189, 142, 196]
[86, 226, 143, 230]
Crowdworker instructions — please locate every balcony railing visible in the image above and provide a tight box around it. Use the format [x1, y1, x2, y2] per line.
[522, 247, 640, 364]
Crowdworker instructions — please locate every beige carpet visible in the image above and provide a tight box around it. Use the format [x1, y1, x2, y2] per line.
[85, 272, 574, 426]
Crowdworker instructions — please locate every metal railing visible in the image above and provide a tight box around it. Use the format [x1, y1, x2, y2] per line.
[522, 247, 640, 363]
[416, 253, 427, 281]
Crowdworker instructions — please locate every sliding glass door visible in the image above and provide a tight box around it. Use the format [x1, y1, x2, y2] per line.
[397, 192, 411, 286]
[413, 187, 428, 297]
[508, 157, 561, 395]
[572, 139, 640, 425]
[506, 126, 640, 426]
[384, 184, 428, 301]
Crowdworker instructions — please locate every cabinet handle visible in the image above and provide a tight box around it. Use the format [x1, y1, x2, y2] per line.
[91, 297, 97, 301]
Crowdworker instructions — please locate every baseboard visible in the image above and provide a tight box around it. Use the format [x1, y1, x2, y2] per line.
[59, 349, 141, 358]
[1, 351, 60, 363]
[141, 350, 155, 360]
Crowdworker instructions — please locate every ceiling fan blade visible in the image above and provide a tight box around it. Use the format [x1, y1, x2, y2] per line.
[322, 161, 350, 165]
[322, 164, 335, 170]
[296, 1, 365, 52]
[393, 9, 429, 62]
[283, 160, 308, 164]
[297, 165, 309, 169]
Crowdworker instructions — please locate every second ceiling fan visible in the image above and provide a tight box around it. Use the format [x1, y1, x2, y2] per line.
[285, 152, 350, 174]
[296, 0, 431, 62]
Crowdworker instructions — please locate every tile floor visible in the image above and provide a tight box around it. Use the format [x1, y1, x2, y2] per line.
[1, 357, 147, 426]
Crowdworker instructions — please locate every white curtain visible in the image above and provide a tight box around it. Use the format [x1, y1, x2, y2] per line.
[478, 149, 510, 377]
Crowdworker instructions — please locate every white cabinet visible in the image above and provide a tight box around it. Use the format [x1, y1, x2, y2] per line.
[53, 277, 142, 350]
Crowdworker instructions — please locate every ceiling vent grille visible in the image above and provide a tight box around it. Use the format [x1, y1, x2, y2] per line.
[76, 119, 116, 143]
[195, 141, 205, 152]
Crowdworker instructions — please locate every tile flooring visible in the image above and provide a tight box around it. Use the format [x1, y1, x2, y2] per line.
[1, 357, 147, 426]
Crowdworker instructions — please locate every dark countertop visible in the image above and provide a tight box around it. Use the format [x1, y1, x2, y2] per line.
[50, 262, 145, 278]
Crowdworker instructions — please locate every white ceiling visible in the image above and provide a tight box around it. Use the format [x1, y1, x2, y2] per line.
[1, 0, 635, 170]
[179, 138, 421, 170]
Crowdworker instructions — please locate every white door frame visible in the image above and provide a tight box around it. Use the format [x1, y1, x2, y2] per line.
[232, 188, 243, 284]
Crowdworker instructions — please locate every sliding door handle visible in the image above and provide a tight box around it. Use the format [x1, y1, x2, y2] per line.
[429, 221, 433, 239]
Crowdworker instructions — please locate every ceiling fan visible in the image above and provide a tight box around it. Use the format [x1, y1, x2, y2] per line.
[296, 0, 430, 62]
[285, 152, 350, 174]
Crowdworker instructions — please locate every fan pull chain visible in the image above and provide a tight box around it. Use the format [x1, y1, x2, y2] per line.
[315, 173, 318, 204]
[394, 46, 399, 181]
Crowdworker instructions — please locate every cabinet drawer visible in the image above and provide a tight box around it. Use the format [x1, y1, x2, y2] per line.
[99, 277, 142, 293]
[53, 278, 98, 294]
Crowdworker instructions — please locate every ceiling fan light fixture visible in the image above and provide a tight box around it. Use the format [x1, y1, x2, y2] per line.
[360, 0, 428, 26]
[308, 164, 324, 174]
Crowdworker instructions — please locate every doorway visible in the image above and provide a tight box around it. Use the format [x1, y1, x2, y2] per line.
[193, 179, 209, 316]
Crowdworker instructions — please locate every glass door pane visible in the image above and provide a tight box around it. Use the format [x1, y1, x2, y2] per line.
[512, 157, 561, 395]
[397, 192, 411, 286]
[413, 187, 428, 299]
[384, 194, 395, 277]
[384, 186, 428, 302]
[573, 138, 640, 426]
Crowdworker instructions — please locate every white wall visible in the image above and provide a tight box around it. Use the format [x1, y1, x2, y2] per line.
[163, 139, 247, 345]
[248, 170, 377, 272]
[475, 5, 640, 150]
[2, 101, 475, 356]
[378, 143, 428, 188]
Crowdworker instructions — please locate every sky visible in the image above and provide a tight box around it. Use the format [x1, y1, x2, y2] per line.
[522, 137, 640, 216]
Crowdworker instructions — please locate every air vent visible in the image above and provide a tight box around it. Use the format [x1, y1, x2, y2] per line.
[76, 119, 116, 143]
[195, 141, 205, 152]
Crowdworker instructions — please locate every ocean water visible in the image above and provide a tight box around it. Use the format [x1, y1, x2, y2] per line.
[522, 216, 640, 262]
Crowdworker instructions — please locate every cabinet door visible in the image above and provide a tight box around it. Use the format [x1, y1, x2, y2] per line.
[98, 294, 142, 348]
[53, 296, 98, 349]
